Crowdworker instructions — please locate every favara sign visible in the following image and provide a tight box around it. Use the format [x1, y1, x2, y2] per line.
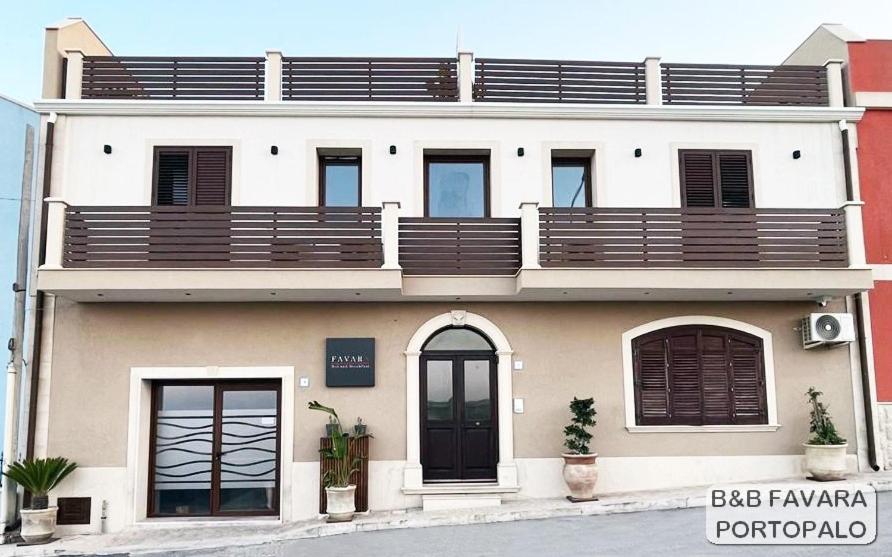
[326, 338, 375, 387]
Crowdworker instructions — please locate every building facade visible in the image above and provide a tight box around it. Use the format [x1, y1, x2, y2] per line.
[17, 20, 880, 534]
[787, 24, 892, 469]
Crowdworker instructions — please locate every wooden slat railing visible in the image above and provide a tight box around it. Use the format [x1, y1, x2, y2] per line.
[63, 206, 382, 268]
[81, 57, 265, 100]
[473, 58, 646, 104]
[539, 207, 847, 268]
[661, 64, 828, 106]
[282, 57, 458, 102]
[399, 218, 521, 275]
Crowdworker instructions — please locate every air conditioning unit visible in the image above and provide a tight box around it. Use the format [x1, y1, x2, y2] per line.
[801, 313, 856, 349]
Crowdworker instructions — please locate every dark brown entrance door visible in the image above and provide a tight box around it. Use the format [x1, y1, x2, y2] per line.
[148, 380, 281, 517]
[420, 327, 498, 482]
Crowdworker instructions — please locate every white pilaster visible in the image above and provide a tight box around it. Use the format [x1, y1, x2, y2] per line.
[458, 51, 474, 103]
[381, 201, 401, 270]
[825, 59, 845, 107]
[43, 198, 68, 269]
[843, 201, 867, 267]
[64, 49, 84, 100]
[519, 201, 540, 269]
[264, 50, 283, 102]
[644, 56, 662, 106]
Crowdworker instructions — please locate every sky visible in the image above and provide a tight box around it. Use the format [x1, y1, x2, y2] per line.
[2, 0, 892, 103]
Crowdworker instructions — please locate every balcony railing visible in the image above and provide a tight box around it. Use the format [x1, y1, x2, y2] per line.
[661, 64, 829, 106]
[65, 53, 839, 107]
[282, 57, 458, 102]
[80, 56, 266, 100]
[50, 203, 854, 273]
[62, 205, 382, 268]
[538, 207, 848, 268]
[398, 218, 522, 276]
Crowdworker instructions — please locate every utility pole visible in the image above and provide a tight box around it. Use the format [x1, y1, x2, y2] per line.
[1, 123, 35, 533]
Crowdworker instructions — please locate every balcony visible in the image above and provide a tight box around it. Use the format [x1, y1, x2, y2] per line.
[62, 52, 838, 108]
[38, 201, 871, 302]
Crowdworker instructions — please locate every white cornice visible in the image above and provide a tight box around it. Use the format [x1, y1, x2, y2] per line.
[854, 92, 892, 108]
[31, 100, 865, 123]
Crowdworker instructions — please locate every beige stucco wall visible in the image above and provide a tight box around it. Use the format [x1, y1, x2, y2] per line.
[46, 299, 857, 467]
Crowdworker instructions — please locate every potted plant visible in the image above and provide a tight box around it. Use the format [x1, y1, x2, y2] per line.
[325, 416, 339, 437]
[803, 387, 848, 481]
[309, 401, 364, 522]
[2, 457, 77, 543]
[561, 397, 598, 501]
[353, 417, 367, 436]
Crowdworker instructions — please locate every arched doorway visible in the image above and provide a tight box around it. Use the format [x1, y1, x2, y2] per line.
[420, 327, 498, 481]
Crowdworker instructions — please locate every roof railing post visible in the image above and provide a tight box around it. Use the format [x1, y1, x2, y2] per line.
[265, 50, 283, 102]
[458, 51, 474, 103]
[824, 59, 845, 107]
[64, 49, 84, 100]
[644, 56, 662, 106]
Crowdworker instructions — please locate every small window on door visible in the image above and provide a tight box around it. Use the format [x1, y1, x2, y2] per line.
[425, 155, 489, 218]
[153, 146, 232, 206]
[551, 157, 592, 208]
[319, 155, 361, 206]
[679, 150, 753, 209]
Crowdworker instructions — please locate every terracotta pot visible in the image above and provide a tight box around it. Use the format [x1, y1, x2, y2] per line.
[325, 485, 357, 522]
[562, 453, 599, 499]
[20, 506, 58, 544]
[803, 443, 848, 481]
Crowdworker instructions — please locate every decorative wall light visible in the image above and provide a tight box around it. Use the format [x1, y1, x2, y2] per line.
[103, 144, 112, 154]
[517, 147, 525, 157]
[270, 145, 279, 155]
[634, 148, 642, 158]
[389, 145, 397, 155]
[793, 150, 801, 159]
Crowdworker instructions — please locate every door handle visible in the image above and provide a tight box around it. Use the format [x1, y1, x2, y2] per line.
[474, 421, 481, 426]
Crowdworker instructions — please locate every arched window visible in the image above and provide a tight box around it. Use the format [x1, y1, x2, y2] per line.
[632, 325, 767, 426]
[422, 327, 494, 352]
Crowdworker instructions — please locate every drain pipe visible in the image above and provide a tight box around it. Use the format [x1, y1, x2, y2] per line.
[841, 121, 880, 471]
[24, 114, 56, 462]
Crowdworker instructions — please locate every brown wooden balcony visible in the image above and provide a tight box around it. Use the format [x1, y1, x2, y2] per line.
[398, 217, 522, 276]
[538, 207, 848, 268]
[62, 205, 382, 268]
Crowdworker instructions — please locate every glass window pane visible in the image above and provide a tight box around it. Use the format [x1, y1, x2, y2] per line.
[323, 161, 360, 206]
[426, 361, 453, 421]
[552, 163, 588, 208]
[428, 161, 486, 217]
[153, 385, 213, 515]
[219, 389, 278, 512]
[424, 328, 492, 351]
[464, 360, 491, 422]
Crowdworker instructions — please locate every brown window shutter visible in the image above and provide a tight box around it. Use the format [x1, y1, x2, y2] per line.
[680, 151, 716, 208]
[154, 150, 191, 206]
[717, 152, 753, 208]
[632, 326, 767, 427]
[633, 338, 670, 425]
[667, 332, 702, 425]
[193, 147, 231, 205]
[700, 330, 732, 425]
[728, 335, 766, 424]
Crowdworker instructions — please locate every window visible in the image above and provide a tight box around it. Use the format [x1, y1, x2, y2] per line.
[424, 155, 489, 217]
[632, 325, 767, 426]
[153, 146, 232, 206]
[319, 155, 361, 206]
[679, 150, 753, 209]
[551, 157, 592, 207]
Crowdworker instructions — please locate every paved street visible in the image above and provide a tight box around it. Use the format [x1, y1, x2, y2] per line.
[166, 492, 891, 557]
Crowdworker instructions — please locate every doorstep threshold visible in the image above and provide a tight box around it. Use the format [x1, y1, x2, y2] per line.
[136, 515, 281, 529]
[403, 482, 520, 495]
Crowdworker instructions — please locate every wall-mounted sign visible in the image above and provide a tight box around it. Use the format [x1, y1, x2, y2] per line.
[326, 338, 375, 387]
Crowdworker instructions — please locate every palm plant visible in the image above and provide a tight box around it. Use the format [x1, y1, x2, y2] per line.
[3, 457, 77, 510]
[308, 401, 363, 488]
